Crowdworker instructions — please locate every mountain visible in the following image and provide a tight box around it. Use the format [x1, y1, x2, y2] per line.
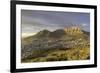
[34, 27, 84, 38]
[35, 29, 67, 38]
[35, 29, 51, 37]
[21, 26, 90, 62]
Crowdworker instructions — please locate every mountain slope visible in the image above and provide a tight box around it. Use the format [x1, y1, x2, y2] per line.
[21, 27, 90, 62]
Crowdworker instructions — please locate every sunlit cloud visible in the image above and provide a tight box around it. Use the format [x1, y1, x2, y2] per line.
[22, 33, 36, 38]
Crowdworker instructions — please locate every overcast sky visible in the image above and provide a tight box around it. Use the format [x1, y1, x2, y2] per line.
[21, 10, 90, 33]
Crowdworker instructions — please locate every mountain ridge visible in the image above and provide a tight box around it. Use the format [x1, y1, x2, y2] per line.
[21, 26, 90, 61]
[33, 26, 85, 38]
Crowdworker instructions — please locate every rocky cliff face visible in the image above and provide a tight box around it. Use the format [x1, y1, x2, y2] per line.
[64, 26, 83, 34]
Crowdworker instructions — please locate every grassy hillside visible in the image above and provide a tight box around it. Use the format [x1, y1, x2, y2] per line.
[21, 27, 90, 63]
[22, 47, 90, 63]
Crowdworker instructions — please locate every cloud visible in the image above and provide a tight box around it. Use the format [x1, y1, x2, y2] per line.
[21, 10, 90, 33]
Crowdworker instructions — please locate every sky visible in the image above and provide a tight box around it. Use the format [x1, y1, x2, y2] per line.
[21, 10, 90, 33]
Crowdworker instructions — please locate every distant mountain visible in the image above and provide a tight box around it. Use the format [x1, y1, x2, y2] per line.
[34, 26, 84, 38]
[21, 26, 90, 60]
[35, 29, 51, 37]
[35, 29, 67, 38]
